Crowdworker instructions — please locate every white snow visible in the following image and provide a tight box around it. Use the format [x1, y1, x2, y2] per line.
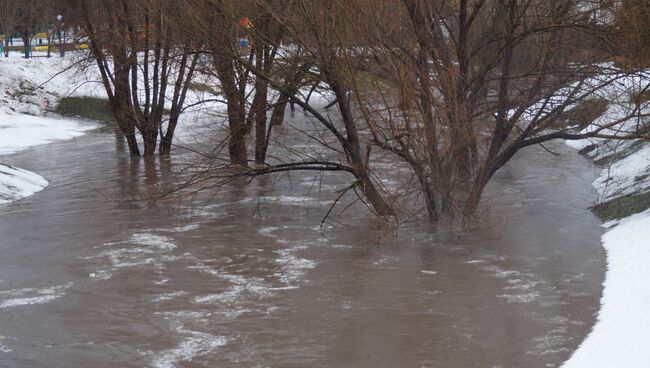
[0, 163, 48, 204]
[0, 56, 102, 205]
[0, 113, 97, 155]
[520, 68, 650, 143]
[0, 113, 96, 205]
[593, 144, 650, 200]
[563, 79, 650, 202]
[561, 69, 650, 368]
[0, 57, 107, 115]
[562, 210, 650, 368]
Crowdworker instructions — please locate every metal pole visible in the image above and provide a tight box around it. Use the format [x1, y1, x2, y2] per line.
[57, 15, 65, 57]
[59, 29, 64, 57]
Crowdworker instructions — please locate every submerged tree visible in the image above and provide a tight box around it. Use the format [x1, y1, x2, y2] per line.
[366, 0, 649, 219]
[223, 0, 649, 221]
[185, 0, 292, 167]
[185, 0, 399, 216]
[67, 0, 200, 156]
[57, 0, 650, 222]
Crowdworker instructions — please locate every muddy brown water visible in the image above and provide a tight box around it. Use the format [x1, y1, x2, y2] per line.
[0, 123, 604, 367]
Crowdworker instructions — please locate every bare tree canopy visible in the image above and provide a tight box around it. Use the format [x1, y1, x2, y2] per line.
[51, 0, 650, 221]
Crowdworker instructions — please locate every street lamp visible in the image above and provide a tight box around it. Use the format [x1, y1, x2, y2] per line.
[56, 14, 64, 57]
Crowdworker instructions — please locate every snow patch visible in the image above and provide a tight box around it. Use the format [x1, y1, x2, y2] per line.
[562, 210, 650, 368]
[0, 57, 102, 205]
[0, 113, 98, 156]
[561, 70, 650, 367]
[0, 163, 48, 204]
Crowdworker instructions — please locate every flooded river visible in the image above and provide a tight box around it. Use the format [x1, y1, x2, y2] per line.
[0, 121, 604, 367]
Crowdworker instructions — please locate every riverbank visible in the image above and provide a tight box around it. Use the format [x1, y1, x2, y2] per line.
[0, 163, 48, 204]
[0, 113, 97, 203]
[0, 56, 101, 204]
[563, 210, 650, 367]
[562, 74, 650, 367]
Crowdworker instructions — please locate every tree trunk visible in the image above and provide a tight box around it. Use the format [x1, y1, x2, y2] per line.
[159, 129, 173, 156]
[329, 77, 395, 217]
[159, 136, 172, 155]
[142, 125, 158, 156]
[252, 96, 290, 164]
[271, 96, 289, 126]
[47, 34, 52, 58]
[417, 171, 439, 221]
[253, 85, 268, 164]
[249, 39, 270, 165]
[125, 133, 141, 157]
[213, 55, 248, 166]
[60, 29, 65, 57]
[21, 32, 30, 59]
[114, 112, 141, 157]
[159, 114, 178, 155]
[228, 122, 248, 166]
[358, 173, 395, 217]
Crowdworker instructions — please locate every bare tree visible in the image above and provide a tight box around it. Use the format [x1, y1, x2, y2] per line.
[67, 0, 200, 156]
[15, 0, 39, 59]
[375, 0, 648, 219]
[178, 0, 310, 168]
[234, 0, 649, 221]
[614, 0, 650, 68]
[58, 0, 648, 222]
[189, 0, 398, 216]
[0, 0, 18, 57]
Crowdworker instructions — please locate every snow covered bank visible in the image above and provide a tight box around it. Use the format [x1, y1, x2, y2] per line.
[0, 164, 48, 204]
[0, 56, 107, 115]
[562, 71, 650, 368]
[561, 70, 650, 210]
[0, 56, 102, 205]
[0, 113, 97, 155]
[0, 112, 97, 204]
[563, 210, 650, 368]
